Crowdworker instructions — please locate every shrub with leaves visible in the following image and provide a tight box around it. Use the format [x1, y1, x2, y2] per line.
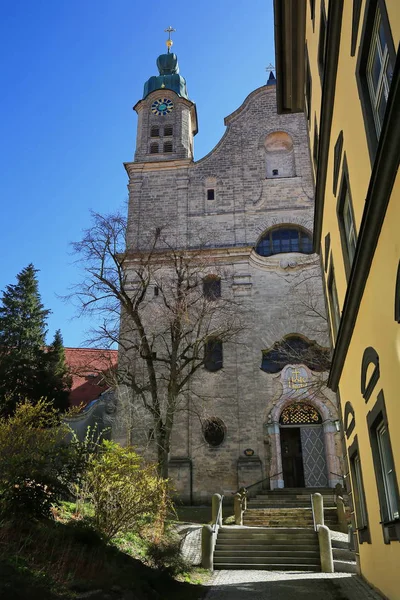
[83, 440, 169, 542]
[146, 531, 190, 576]
[0, 400, 82, 518]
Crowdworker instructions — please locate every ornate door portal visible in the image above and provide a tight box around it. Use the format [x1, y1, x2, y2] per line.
[279, 402, 328, 488]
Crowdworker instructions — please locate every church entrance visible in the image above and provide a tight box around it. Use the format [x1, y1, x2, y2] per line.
[279, 402, 328, 488]
[280, 427, 305, 487]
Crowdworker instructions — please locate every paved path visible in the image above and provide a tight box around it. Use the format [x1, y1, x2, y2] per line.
[204, 571, 384, 600]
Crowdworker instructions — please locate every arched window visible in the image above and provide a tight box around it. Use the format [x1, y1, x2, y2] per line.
[163, 141, 173, 153]
[261, 335, 330, 373]
[150, 143, 159, 154]
[150, 126, 159, 137]
[280, 402, 322, 425]
[203, 275, 221, 300]
[264, 131, 295, 178]
[255, 227, 313, 257]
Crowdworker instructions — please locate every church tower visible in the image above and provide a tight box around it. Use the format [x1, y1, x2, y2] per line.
[133, 32, 197, 163]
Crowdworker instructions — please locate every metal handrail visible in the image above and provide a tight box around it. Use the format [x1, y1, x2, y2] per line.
[330, 471, 346, 479]
[213, 494, 224, 533]
[232, 471, 283, 495]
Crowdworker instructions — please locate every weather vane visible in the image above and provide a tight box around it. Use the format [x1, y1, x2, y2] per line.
[265, 63, 275, 74]
[164, 26, 176, 53]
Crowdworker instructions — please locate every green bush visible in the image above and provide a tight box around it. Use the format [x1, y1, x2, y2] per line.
[83, 440, 169, 542]
[146, 533, 189, 576]
[0, 400, 82, 518]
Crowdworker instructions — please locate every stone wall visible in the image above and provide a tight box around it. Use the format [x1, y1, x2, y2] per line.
[118, 83, 343, 502]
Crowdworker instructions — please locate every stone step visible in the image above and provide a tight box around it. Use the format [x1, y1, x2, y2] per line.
[219, 526, 315, 533]
[214, 554, 320, 565]
[334, 559, 357, 574]
[214, 562, 320, 571]
[217, 540, 318, 548]
[333, 548, 355, 561]
[215, 549, 320, 558]
[332, 539, 350, 549]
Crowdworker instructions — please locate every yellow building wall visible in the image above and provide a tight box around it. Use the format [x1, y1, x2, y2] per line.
[304, 1, 400, 597]
[339, 176, 400, 600]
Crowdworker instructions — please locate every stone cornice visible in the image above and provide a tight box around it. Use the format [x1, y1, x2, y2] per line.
[124, 159, 193, 177]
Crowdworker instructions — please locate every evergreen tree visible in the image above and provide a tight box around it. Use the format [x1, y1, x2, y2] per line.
[43, 330, 71, 412]
[0, 265, 70, 415]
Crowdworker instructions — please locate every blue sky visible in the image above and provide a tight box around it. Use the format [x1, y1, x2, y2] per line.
[0, 0, 274, 348]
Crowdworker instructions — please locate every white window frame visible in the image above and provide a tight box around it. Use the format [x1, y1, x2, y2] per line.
[377, 421, 400, 521]
[353, 454, 368, 528]
[366, 6, 393, 136]
[342, 188, 357, 266]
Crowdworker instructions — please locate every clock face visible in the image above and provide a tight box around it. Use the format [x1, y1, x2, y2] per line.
[151, 98, 174, 116]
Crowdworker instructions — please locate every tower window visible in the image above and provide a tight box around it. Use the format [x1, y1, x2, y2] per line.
[272, 169, 279, 176]
[207, 189, 215, 200]
[163, 141, 173, 153]
[150, 126, 159, 137]
[150, 143, 159, 154]
[164, 125, 173, 136]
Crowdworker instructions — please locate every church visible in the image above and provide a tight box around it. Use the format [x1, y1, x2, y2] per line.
[114, 33, 344, 503]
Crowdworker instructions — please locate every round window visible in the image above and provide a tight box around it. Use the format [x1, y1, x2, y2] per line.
[203, 418, 226, 447]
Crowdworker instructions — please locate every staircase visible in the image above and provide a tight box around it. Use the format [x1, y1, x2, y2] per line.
[332, 538, 357, 573]
[243, 488, 342, 531]
[213, 526, 320, 571]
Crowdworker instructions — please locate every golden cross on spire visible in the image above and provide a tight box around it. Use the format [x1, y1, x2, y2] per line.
[164, 26, 176, 53]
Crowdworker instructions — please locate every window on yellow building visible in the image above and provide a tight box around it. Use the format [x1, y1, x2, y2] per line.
[305, 49, 312, 124]
[367, 391, 400, 541]
[376, 422, 399, 521]
[352, 455, 369, 528]
[357, 0, 396, 159]
[327, 264, 340, 339]
[337, 160, 357, 280]
[349, 435, 370, 543]
[318, 0, 327, 79]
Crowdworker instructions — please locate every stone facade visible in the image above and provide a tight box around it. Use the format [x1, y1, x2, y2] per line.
[117, 63, 344, 503]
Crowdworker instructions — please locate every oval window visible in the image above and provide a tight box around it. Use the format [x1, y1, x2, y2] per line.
[203, 418, 226, 447]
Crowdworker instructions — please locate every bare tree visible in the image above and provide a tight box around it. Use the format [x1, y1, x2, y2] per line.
[68, 211, 245, 478]
[263, 258, 332, 397]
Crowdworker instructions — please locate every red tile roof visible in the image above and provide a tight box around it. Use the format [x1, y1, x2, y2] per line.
[65, 348, 118, 408]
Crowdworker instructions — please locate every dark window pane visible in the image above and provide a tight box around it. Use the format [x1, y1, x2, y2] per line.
[370, 43, 382, 92]
[378, 18, 387, 52]
[378, 89, 387, 126]
[290, 235, 300, 252]
[301, 233, 313, 253]
[204, 339, 223, 372]
[207, 188, 215, 200]
[203, 277, 221, 300]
